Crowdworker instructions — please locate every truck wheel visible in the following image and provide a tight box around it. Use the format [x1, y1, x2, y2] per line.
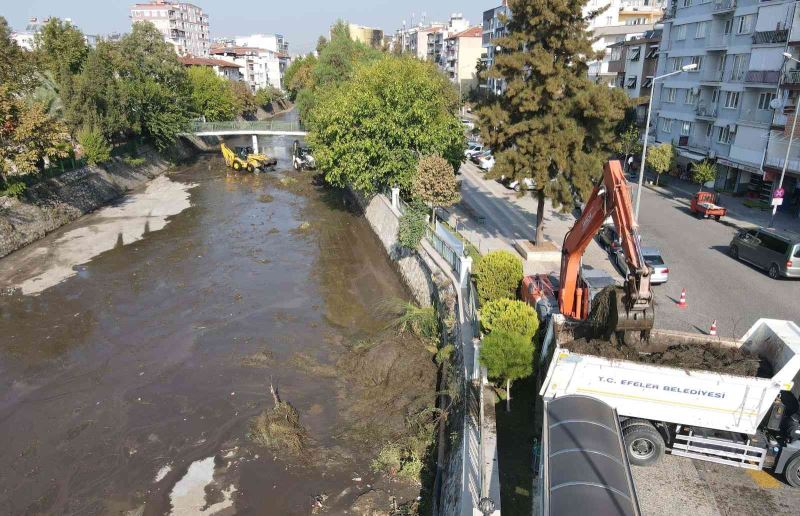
[785, 453, 800, 487]
[623, 423, 664, 467]
[247, 164, 255, 173]
[729, 245, 738, 259]
[233, 162, 241, 171]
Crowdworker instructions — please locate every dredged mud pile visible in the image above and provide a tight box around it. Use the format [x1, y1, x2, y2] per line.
[563, 337, 769, 377]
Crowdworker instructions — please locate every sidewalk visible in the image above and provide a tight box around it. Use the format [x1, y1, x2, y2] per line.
[639, 175, 800, 233]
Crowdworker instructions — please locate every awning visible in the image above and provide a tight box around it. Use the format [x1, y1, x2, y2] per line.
[677, 149, 706, 161]
[716, 157, 761, 175]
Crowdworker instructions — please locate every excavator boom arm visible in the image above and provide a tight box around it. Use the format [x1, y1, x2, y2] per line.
[558, 161, 653, 331]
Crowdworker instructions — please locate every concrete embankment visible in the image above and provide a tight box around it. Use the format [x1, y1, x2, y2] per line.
[0, 141, 195, 260]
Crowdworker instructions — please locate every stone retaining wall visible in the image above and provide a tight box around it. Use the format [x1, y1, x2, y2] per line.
[0, 141, 194, 259]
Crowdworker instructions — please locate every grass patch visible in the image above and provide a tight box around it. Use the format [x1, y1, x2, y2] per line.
[123, 156, 147, 167]
[743, 199, 770, 210]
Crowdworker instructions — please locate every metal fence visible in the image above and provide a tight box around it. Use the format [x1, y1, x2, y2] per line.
[426, 226, 462, 277]
[188, 120, 305, 133]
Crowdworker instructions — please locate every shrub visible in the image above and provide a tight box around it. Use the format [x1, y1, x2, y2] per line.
[479, 330, 534, 410]
[473, 250, 523, 304]
[398, 202, 428, 250]
[123, 156, 146, 167]
[481, 298, 539, 338]
[78, 128, 111, 165]
[0, 180, 27, 199]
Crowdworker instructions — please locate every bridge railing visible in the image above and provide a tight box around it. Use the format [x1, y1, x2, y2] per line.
[188, 120, 305, 133]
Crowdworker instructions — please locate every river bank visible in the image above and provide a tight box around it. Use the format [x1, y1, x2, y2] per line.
[0, 141, 195, 260]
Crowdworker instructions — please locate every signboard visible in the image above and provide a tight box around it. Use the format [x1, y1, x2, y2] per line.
[774, 188, 785, 199]
[772, 197, 784, 206]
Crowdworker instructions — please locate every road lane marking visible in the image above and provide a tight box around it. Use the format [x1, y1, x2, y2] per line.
[746, 469, 782, 489]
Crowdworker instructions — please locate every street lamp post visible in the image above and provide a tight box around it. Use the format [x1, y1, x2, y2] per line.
[769, 52, 800, 227]
[634, 63, 698, 222]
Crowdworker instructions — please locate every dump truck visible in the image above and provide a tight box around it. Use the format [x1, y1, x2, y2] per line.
[532, 160, 800, 486]
[538, 315, 800, 486]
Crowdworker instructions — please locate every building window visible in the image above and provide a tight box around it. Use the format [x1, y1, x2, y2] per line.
[664, 87, 677, 102]
[696, 22, 708, 39]
[681, 121, 693, 136]
[611, 47, 622, 61]
[689, 55, 703, 71]
[712, 88, 720, 105]
[724, 19, 733, 35]
[661, 118, 673, 132]
[731, 54, 748, 81]
[737, 15, 754, 35]
[642, 76, 653, 89]
[718, 125, 735, 144]
[626, 76, 637, 89]
[686, 89, 699, 105]
[682, 0, 692, 6]
[724, 91, 740, 109]
[675, 25, 687, 40]
[669, 57, 682, 72]
[629, 47, 641, 61]
[706, 124, 713, 138]
[758, 92, 776, 110]
[645, 45, 659, 59]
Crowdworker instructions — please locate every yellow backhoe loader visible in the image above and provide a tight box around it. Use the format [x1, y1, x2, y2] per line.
[220, 143, 277, 172]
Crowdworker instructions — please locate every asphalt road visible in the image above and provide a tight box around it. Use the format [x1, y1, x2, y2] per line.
[635, 183, 798, 338]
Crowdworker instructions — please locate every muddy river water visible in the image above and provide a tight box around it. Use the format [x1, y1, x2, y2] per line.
[0, 121, 434, 514]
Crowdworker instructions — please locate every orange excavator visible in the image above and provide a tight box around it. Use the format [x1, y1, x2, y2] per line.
[557, 160, 654, 335]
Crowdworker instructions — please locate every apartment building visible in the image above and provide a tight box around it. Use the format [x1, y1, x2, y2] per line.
[443, 27, 486, 92]
[130, 0, 210, 57]
[482, 1, 511, 95]
[652, 0, 798, 201]
[587, 0, 664, 84]
[210, 46, 282, 91]
[345, 24, 384, 48]
[178, 56, 242, 81]
[428, 14, 470, 65]
[608, 30, 663, 123]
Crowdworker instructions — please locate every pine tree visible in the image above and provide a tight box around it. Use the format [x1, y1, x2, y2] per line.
[477, 0, 627, 245]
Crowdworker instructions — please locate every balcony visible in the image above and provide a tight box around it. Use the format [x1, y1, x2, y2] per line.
[744, 70, 780, 86]
[705, 33, 731, 50]
[752, 29, 788, 46]
[738, 108, 773, 127]
[712, 0, 736, 14]
[700, 69, 723, 84]
[695, 106, 718, 120]
[783, 70, 800, 86]
[608, 60, 626, 74]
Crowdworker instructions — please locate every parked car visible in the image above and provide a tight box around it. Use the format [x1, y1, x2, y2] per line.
[461, 118, 475, 131]
[464, 143, 484, 159]
[470, 149, 491, 165]
[501, 176, 534, 192]
[729, 227, 800, 279]
[596, 224, 620, 250]
[611, 246, 669, 284]
[478, 154, 495, 171]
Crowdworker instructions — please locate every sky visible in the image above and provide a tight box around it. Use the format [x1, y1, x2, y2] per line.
[2, 0, 495, 54]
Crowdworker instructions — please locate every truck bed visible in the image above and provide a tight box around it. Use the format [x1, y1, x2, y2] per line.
[539, 317, 800, 435]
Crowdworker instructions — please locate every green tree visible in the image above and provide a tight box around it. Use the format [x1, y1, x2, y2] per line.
[614, 125, 641, 173]
[0, 16, 37, 93]
[412, 155, 461, 224]
[646, 143, 675, 186]
[308, 56, 465, 193]
[312, 21, 380, 89]
[692, 160, 717, 191]
[0, 86, 70, 181]
[255, 85, 284, 108]
[282, 54, 317, 100]
[187, 66, 239, 121]
[473, 250, 523, 304]
[78, 127, 112, 165]
[34, 17, 88, 85]
[115, 22, 192, 149]
[316, 35, 328, 54]
[476, 0, 627, 246]
[480, 298, 539, 338]
[480, 330, 534, 411]
[229, 81, 258, 119]
[64, 41, 128, 137]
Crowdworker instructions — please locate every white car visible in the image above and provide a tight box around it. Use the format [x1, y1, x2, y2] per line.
[461, 119, 475, 131]
[612, 246, 669, 284]
[464, 143, 484, 159]
[478, 154, 495, 171]
[502, 177, 534, 192]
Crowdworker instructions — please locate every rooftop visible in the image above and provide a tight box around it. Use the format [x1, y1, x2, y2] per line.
[448, 26, 483, 39]
[179, 56, 240, 68]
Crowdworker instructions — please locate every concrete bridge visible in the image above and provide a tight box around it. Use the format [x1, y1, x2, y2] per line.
[185, 121, 308, 153]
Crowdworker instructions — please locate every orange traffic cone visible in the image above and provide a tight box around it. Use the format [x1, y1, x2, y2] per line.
[709, 320, 718, 337]
[677, 288, 687, 309]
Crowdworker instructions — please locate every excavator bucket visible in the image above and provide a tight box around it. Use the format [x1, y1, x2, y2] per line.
[590, 286, 654, 338]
